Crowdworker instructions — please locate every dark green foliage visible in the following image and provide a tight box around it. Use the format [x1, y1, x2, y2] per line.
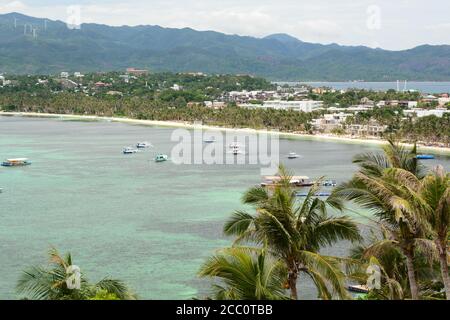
[1, 13, 450, 80]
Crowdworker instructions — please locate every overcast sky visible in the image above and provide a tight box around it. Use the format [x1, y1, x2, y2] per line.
[0, 0, 449, 50]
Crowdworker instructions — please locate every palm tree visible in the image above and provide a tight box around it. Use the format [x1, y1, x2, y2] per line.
[352, 138, 423, 178]
[198, 248, 288, 300]
[334, 140, 431, 300]
[223, 166, 361, 299]
[348, 227, 412, 300]
[418, 165, 450, 299]
[17, 248, 135, 300]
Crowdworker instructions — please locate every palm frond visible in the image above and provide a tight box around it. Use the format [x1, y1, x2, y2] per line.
[95, 278, 135, 300]
[223, 210, 255, 237]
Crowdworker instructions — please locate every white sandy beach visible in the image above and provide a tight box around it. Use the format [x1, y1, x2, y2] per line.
[2, 111, 450, 155]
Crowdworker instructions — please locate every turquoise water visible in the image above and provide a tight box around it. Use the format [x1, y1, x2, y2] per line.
[1, 116, 449, 300]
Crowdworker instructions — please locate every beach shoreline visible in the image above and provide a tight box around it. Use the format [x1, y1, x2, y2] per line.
[2, 111, 450, 155]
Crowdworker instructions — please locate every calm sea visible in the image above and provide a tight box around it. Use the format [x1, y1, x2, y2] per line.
[1, 116, 449, 299]
[275, 81, 450, 94]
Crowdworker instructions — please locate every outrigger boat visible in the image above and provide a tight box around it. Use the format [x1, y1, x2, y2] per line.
[123, 147, 139, 154]
[155, 154, 168, 162]
[1, 158, 32, 167]
[136, 142, 153, 149]
[261, 175, 313, 188]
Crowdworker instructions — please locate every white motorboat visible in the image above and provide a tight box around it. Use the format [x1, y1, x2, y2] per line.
[136, 142, 153, 149]
[123, 147, 139, 154]
[287, 152, 300, 159]
[1, 158, 32, 167]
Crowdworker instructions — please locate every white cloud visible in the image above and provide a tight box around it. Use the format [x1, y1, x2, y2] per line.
[0, 0, 26, 12]
[295, 20, 343, 41]
[426, 23, 450, 31]
[2, 0, 449, 50]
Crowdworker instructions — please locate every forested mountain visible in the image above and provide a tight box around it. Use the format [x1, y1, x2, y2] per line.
[1, 12, 449, 80]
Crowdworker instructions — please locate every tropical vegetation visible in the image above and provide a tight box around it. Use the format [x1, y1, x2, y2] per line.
[200, 142, 449, 300]
[16, 248, 136, 300]
[335, 140, 449, 300]
[200, 166, 362, 300]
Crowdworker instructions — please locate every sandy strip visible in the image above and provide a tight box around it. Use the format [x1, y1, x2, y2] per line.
[2, 111, 450, 155]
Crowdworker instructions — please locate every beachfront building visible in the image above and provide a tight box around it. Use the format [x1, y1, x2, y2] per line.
[311, 113, 353, 132]
[347, 122, 387, 137]
[241, 100, 323, 112]
[438, 97, 450, 106]
[204, 101, 227, 109]
[404, 108, 450, 118]
[327, 105, 373, 113]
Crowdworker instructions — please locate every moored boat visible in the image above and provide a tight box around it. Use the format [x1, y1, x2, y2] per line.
[1, 158, 32, 167]
[123, 147, 138, 154]
[155, 154, 168, 162]
[261, 175, 313, 188]
[417, 154, 435, 160]
[322, 180, 337, 187]
[204, 138, 216, 143]
[287, 152, 300, 159]
[136, 142, 153, 149]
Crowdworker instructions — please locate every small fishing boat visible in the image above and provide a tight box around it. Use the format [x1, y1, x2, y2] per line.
[1, 158, 32, 167]
[322, 180, 337, 187]
[287, 152, 300, 159]
[136, 142, 153, 149]
[417, 154, 435, 160]
[204, 138, 216, 143]
[155, 154, 168, 162]
[123, 147, 138, 154]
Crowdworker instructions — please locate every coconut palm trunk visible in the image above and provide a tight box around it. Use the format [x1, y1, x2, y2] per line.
[404, 249, 419, 300]
[288, 266, 298, 300]
[437, 241, 450, 300]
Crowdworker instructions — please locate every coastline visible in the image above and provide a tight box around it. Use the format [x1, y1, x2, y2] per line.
[2, 111, 450, 155]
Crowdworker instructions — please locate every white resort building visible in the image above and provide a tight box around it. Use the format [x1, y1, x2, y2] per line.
[241, 100, 323, 112]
